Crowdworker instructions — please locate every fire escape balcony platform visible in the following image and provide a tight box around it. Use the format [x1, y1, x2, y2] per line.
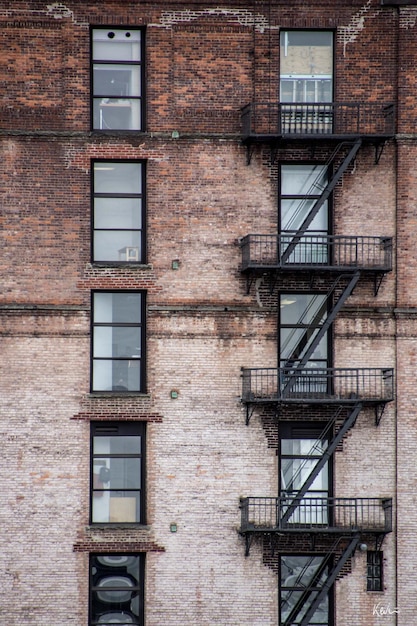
[240, 496, 393, 536]
[241, 367, 394, 406]
[240, 235, 393, 275]
[241, 102, 395, 144]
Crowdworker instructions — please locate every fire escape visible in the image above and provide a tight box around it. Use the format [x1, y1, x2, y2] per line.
[238, 101, 395, 626]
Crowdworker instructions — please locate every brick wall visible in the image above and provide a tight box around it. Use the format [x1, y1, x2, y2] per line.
[0, 1, 414, 625]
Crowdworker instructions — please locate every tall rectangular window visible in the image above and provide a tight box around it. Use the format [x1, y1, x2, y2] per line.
[93, 161, 145, 263]
[92, 28, 143, 131]
[92, 291, 145, 393]
[280, 164, 329, 264]
[91, 422, 145, 524]
[280, 293, 329, 371]
[280, 31, 333, 104]
[280, 423, 330, 527]
[367, 551, 383, 592]
[280, 31, 333, 133]
[90, 554, 144, 625]
[280, 555, 331, 626]
[280, 292, 329, 396]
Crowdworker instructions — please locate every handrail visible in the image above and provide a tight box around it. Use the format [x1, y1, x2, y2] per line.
[241, 367, 394, 404]
[240, 496, 393, 534]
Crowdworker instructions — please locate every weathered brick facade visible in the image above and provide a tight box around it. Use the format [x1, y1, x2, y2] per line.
[0, 1, 416, 625]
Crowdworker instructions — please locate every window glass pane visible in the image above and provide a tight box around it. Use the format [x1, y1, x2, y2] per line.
[92, 360, 114, 391]
[280, 294, 326, 325]
[93, 66, 141, 97]
[94, 163, 142, 194]
[92, 29, 142, 131]
[94, 435, 142, 455]
[93, 458, 141, 490]
[94, 327, 141, 359]
[281, 437, 328, 455]
[281, 329, 327, 363]
[281, 327, 321, 359]
[93, 29, 141, 61]
[281, 200, 328, 232]
[92, 293, 144, 392]
[94, 197, 142, 228]
[92, 491, 141, 523]
[92, 427, 143, 524]
[280, 164, 328, 237]
[280, 31, 333, 78]
[280, 79, 295, 103]
[281, 164, 327, 196]
[94, 293, 142, 324]
[94, 232, 142, 263]
[93, 99, 141, 131]
[92, 360, 141, 392]
[282, 458, 328, 491]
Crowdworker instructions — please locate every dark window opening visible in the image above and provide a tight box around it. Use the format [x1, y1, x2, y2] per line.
[367, 551, 383, 592]
[90, 553, 144, 625]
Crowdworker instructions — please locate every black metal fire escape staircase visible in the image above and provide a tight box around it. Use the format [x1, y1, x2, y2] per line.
[239, 106, 394, 623]
[276, 310, 366, 617]
[277, 137, 377, 530]
[241, 138, 391, 607]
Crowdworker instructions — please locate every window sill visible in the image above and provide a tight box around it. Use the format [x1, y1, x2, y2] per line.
[90, 129, 146, 135]
[86, 524, 151, 530]
[88, 392, 151, 398]
[366, 590, 385, 594]
[91, 262, 153, 270]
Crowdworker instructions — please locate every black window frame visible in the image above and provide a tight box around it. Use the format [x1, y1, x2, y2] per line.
[91, 290, 146, 394]
[91, 26, 145, 132]
[91, 159, 146, 265]
[89, 553, 145, 626]
[90, 421, 146, 525]
[367, 550, 384, 592]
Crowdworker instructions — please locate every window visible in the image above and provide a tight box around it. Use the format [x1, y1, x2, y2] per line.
[367, 551, 383, 592]
[280, 555, 331, 626]
[280, 423, 330, 526]
[280, 31, 333, 133]
[280, 164, 329, 264]
[90, 554, 144, 625]
[91, 422, 145, 524]
[92, 291, 145, 392]
[93, 161, 145, 263]
[280, 31, 333, 104]
[280, 293, 329, 369]
[92, 28, 143, 130]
